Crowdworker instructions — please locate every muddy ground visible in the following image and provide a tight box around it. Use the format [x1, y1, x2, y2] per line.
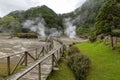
[0, 33, 47, 57]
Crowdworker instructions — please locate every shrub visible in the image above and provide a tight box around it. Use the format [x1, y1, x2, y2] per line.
[68, 46, 80, 56]
[14, 33, 38, 38]
[68, 54, 91, 80]
[89, 36, 96, 42]
[67, 46, 91, 80]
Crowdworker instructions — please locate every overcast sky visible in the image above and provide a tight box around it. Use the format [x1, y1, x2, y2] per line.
[0, 0, 86, 17]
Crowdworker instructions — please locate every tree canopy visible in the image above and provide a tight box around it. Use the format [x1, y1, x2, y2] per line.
[8, 5, 63, 30]
[94, 0, 120, 35]
[0, 16, 22, 33]
[62, 0, 105, 37]
[94, 0, 120, 49]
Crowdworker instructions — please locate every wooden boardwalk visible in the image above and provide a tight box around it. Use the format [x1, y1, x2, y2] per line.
[6, 39, 64, 80]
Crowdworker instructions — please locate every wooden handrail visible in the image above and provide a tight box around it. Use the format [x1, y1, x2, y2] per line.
[0, 41, 53, 77]
[0, 38, 64, 80]
[7, 45, 63, 80]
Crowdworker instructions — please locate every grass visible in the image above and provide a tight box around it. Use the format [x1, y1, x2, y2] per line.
[47, 59, 75, 80]
[76, 42, 120, 80]
[0, 63, 24, 80]
[0, 77, 4, 80]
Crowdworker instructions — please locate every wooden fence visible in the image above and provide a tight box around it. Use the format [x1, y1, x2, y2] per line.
[7, 44, 64, 80]
[0, 41, 53, 77]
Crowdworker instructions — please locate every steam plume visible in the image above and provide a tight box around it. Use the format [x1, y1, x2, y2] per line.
[22, 17, 46, 37]
[64, 18, 76, 38]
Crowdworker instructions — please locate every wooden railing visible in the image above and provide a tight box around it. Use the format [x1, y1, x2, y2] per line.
[7, 45, 64, 80]
[0, 41, 54, 77]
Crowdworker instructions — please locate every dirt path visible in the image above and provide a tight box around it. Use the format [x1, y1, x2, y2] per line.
[60, 38, 88, 45]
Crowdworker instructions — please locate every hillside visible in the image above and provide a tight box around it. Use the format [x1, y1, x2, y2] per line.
[62, 0, 105, 37]
[0, 5, 63, 34]
[0, 0, 114, 37]
[9, 5, 63, 29]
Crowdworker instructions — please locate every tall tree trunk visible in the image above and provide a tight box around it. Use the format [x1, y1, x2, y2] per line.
[110, 35, 114, 50]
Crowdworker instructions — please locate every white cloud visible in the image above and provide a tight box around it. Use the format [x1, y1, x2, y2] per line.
[0, 0, 86, 17]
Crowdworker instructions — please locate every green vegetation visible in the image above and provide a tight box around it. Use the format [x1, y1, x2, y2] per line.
[0, 5, 63, 34]
[94, 0, 120, 49]
[67, 46, 91, 80]
[8, 5, 63, 31]
[0, 63, 24, 80]
[68, 54, 90, 80]
[0, 16, 22, 33]
[14, 33, 38, 38]
[62, 0, 105, 37]
[48, 45, 90, 80]
[76, 42, 120, 80]
[63, 0, 120, 40]
[0, 77, 4, 80]
[23, 5, 63, 29]
[95, 0, 120, 35]
[47, 59, 75, 80]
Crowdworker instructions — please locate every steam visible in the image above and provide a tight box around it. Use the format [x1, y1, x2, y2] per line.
[49, 28, 61, 37]
[22, 17, 46, 37]
[22, 17, 76, 38]
[64, 18, 76, 38]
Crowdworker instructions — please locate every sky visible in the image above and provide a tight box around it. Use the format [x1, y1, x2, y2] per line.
[0, 0, 86, 17]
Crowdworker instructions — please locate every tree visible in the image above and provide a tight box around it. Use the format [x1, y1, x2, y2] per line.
[0, 16, 22, 35]
[94, 0, 120, 49]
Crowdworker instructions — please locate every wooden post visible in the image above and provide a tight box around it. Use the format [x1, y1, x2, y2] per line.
[50, 44, 52, 50]
[49, 44, 50, 50]
[36, 48, 38, 60]
[51, 41, 54, 50]
[52, 54, 54, 69]
[49, 44, 51, 51]
[60, 47, 61, 53]
[57, 50, 59, 60]
[43, 47, 45, 56]
[62, 45, 64, 55]
[24, 51, 28, 66]
[44, 46, 47, 54]
[38, 63, 41, 80]
[61, 46, 64, 56]
[48, 44, 51, 51]
[7, 56, 11, 75]
[61, 46, 63, 56]
[60, 47, 62, 57]
[47, 45, 48, 52]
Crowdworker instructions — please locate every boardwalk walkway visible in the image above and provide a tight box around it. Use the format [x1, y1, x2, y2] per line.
[7, 39, 63, 80]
